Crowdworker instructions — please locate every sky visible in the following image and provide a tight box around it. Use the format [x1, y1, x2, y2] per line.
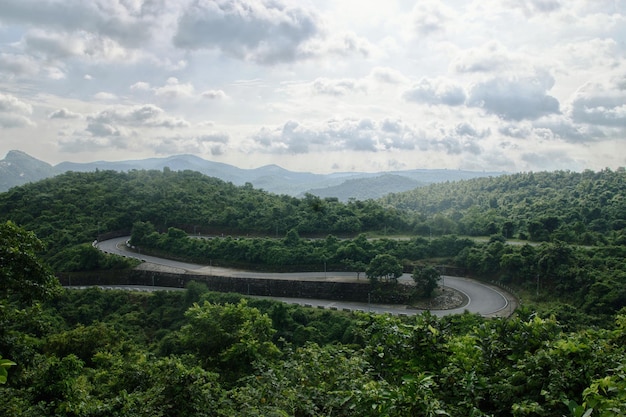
[0, 0, 625, 174]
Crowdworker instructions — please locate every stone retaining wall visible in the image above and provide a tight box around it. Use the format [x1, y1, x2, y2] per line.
[58, 269, 414, 304]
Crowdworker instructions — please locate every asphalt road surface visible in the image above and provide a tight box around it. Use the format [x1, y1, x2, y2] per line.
[95, 237, 513, 317]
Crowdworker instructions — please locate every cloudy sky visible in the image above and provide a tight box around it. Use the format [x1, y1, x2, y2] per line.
[0, 0, 625, 173]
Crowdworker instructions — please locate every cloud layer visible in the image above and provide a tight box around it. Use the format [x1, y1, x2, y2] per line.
[0, 0, 624, 173]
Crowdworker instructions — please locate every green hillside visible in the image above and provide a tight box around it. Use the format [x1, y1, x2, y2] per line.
[0, 169, 409, 242]
[381, 168, 626, 245]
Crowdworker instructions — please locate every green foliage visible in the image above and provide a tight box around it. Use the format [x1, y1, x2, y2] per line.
[366, 253, 403, 283]
[179, 299, 280, 381]
[412, 265, 441, 298]
[1, 167, 626, 414]
[48, 243, 139, 272]
[0, 355, 16, 384]
[0, 221, 60, 303]
[1, 285, 625, 416]
[0, 169, 412, 272]
[383, 168, 626, 245]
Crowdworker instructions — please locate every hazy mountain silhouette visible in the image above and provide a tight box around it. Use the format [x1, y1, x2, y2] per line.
[0, 150, 505, 200]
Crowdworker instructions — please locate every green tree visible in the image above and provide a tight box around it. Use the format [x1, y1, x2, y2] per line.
[179, 299, 280, 380]
[0, 221, 60, 303]
[412, 265, 440, 298]
[0, 221, 60, 386]
[366, 254, 403, 283]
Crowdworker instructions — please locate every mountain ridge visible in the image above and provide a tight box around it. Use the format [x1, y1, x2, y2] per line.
[0, 150, 506, 200]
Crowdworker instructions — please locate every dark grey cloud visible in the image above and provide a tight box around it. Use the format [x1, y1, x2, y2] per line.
[403, 78, 466, 106]
[0, 0, 155, 47]
[173, 0, 321, 64]
[467, 73, 560, 120]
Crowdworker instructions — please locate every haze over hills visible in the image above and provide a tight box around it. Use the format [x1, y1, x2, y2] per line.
[0, 150, 505, 200]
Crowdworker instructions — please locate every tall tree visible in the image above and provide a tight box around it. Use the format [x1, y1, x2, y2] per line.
[412, 265, 440, 298]
[366, 254, 403, 283]
[0, 221, 59, 303]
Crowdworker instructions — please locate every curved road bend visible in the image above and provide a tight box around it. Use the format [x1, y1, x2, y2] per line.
[96, 237, 513, 317]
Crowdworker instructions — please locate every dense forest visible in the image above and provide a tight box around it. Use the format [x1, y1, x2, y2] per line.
[0, 236, 624, 416]
[0, 169, 409, 262]
[1, 167, 625, 415]
[382, 168, 626, 246]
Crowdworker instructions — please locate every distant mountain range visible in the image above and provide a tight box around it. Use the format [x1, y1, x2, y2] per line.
[0, 150, 506, 201]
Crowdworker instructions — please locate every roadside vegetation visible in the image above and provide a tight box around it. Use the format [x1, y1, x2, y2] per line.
[0, 167, 625, 415]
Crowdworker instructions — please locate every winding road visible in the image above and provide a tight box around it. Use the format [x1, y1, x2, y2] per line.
[96, 237, 514, 317]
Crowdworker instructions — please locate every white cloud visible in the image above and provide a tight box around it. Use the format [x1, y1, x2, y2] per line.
[130, 81, 151, 91]
[201, 89, 228, 100]
[87, 104, 191, 129]
[569, 72, 626, 127]
[0, 0, 624, 173]
[0, 92, 34, 127]
[86, 121, 122, 137]
[301, 31, 374, 59]
[173, 0, 322, 64]
[503, 0, 562, 16]
[0, 92, 32, 114]
[452, 41, 522, 74]
[250, 117, 434, 155]
[153, 133, 230, 156]
[467, 71, 560, 120]
[311, 77, 367, 96]
[0, 0, 157, 47]
[403, 77, 466, 106]
[49, 108, 82, 119]
[23, 29, 84, 59]
[94, 92, 118, 101]
[153, 77, 195, 99]
[369, 67, 409, 85]
[0, 52, 41, 78]
[410, 0, 456, 36]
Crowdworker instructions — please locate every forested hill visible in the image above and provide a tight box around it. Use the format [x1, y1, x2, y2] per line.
[0, 169, 409, 253]
[381, 168, 626, 246]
